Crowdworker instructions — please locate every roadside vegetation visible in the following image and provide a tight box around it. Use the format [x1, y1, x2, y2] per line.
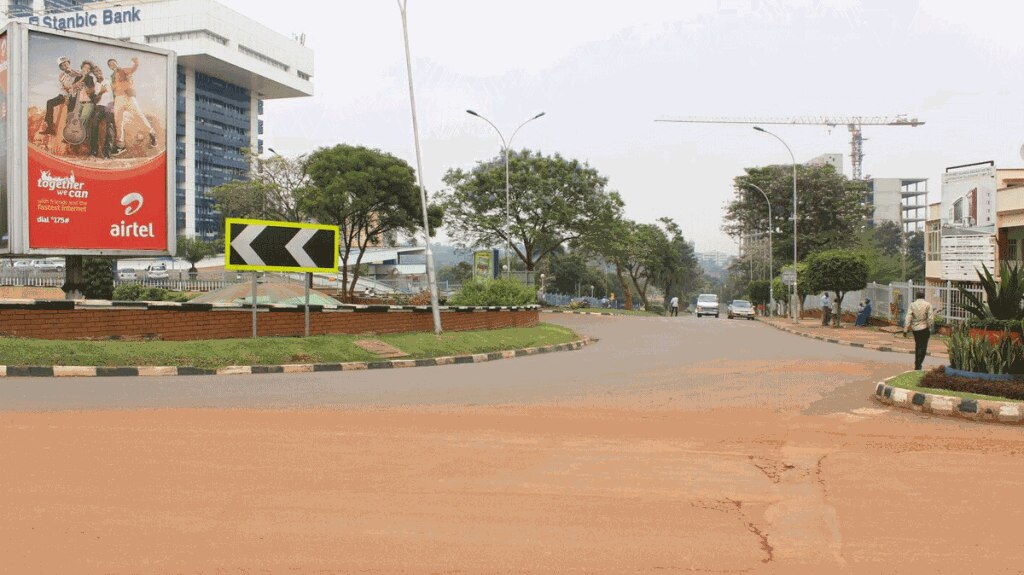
[887, 370, 1024, 403]
[0, 324, 579, 370]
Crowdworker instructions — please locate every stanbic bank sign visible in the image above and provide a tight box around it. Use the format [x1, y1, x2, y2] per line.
[27, 7, 142, 30]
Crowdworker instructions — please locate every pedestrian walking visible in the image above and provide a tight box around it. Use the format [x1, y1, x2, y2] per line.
[820, 292, 832, 326]
[669, 296, 679, 317]
[903, 290, 935, 371]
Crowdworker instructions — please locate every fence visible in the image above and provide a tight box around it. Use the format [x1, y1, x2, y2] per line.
[802, 281, 984, 323]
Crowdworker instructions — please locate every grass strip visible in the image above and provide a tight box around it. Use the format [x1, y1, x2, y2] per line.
[887, 370, 1023, 403]
[0, 323, 579, 370]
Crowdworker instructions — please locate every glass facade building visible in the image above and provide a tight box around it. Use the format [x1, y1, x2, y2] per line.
[5, 0, 312, 239]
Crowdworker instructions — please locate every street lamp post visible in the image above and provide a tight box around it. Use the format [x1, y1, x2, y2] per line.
[753, 126, 798, 324]
[466, 110, 545, 281]
[397, 0, 443, 334]
[741, 182, 773, 316]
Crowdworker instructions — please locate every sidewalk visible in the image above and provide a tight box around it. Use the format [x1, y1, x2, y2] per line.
[758, 316, 948, 359]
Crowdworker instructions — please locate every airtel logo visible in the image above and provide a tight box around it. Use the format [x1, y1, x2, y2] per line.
[121, 192, 143, 216]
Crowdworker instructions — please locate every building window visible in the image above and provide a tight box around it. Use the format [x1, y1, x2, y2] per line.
[297, 70, 311, 81]
[1010, 239, 1020, 262]
[926, 221, 941, 262]
[238, 45, 289, 72]
[147, 30, 229, 45]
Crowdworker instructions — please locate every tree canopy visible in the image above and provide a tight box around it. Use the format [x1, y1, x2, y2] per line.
[803, 249, 868, 326]
[299, 144, 442, 299]
[210, 150, 308, 222]
[724, 164, 870, 273]
[439, 149, 623, 271]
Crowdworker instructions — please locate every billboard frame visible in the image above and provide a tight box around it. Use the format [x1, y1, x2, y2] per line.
[2, 22, 176, 257]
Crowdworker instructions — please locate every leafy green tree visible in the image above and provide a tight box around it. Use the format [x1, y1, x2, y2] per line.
[300, 144, 443, 299]
[724, 165, 870, 271]
[82, 258, 113, 299]
[653, 218, 701, 307]
[437, 262, 473, 287]
[211, 150, 308, 223]
[803, 249, 868, 326]
[748, 280, 771, 307]
[440, 149, 623, 271]
[176, 236, 215, 279]
[547, 252, 607, 297]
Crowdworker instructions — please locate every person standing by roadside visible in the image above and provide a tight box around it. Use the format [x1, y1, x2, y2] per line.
[904, 291, 935, 371]
[820, 292, 831, 326]
[669, 295, 679, 317]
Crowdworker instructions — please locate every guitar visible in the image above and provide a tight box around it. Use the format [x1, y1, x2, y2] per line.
[62, 91, 87, 146]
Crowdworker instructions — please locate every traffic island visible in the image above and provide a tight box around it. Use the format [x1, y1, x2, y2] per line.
[874, 370, 1023, 425]
[0, 324, 592, 377]
[757, 316, 948, 359]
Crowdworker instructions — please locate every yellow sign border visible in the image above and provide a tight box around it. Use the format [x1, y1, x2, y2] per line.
[224, 218, 340, 273]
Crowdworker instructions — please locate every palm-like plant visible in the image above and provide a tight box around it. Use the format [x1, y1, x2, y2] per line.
[958, 262, 1024, 320]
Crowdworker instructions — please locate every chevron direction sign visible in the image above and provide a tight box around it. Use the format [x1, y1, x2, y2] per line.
[225, 219, 339, 273]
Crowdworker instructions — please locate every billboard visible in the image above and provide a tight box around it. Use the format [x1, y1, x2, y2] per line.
[473, 249, 498, 281]
[2, 24, 175, 255]
[940, 163, 996, 229]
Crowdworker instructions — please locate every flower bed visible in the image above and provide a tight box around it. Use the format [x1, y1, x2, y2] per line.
[921, 366, 1024, 401]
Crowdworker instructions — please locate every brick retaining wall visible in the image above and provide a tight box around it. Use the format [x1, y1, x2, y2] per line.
[0, 301, 539, 341]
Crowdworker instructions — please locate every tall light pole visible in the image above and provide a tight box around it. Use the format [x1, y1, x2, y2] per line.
[741, 182, 773, 316]
[397, 0, 442, 334]
[753, 126, 798, 324]
[466, 110, 545, 281]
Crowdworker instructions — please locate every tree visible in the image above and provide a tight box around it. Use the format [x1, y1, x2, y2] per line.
[748, 280, 771, 307]
[547, 251, 607, 297]
[437, 262, 473, 287]
[649, 217, 700, 309]
[300, 144, 442, 299]
[83, 258, 113, 299]
[724, 165, 870, 272]
[803, 249, 868, 326]
[176, 236, 215, 279]
[439, 149, 623, 272]
[211, 150, 308, 222]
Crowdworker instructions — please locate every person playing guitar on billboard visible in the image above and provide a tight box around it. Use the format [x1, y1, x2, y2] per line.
[62, 60, 94, 146]
[37, 55, 81, 137]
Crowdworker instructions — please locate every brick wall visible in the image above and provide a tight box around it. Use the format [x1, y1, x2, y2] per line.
[0, 304, 539, 341]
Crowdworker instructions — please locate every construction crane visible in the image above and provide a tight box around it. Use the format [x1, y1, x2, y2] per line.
[655, 115, 925, 180]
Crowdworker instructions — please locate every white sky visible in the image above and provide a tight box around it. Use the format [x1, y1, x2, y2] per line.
[218, 0, 1024, 255]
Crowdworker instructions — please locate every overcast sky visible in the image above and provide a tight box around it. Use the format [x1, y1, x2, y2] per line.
[219, 0, 1024, 255]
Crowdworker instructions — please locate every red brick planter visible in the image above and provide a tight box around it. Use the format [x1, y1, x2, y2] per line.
[0, 300, 539, 341]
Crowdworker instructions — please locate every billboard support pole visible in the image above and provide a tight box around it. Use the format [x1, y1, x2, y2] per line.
[304, 272, 311, 337]
[251, 272, 258, 338]
[62, 255, 84, 300]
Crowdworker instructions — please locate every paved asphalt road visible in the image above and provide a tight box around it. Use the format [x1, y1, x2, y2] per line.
[2, 315, 1020, 574]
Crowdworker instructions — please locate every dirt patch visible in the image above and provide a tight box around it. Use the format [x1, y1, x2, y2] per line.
[0, 286, 65, 300]
[354, 339, 408, 358]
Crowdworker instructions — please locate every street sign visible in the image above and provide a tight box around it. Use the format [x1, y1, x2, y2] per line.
[781, 269, 797, 286]
[225, 219, 339, 273]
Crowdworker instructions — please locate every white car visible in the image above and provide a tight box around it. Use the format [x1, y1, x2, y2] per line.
[727, 299, 756, 320]
[31, 259, 64, 273]
[146, 264, 170, 281]
[118, 268, 138, 281]
[12, 260, 33, 271]
[696, 293, 720, 318]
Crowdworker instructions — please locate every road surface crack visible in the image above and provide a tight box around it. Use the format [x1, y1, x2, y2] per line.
[748, 455, 794, 483]
[747, 522, 774, 563]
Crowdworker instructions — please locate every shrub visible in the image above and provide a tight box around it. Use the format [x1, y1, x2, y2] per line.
[920, 366, 1024, 401]
[82, 258, 113, 299]
[113, 283, 192, 302]
[569, 298, 590, 309]
[447, 278, 537, 307]
[959, 262, 1024, 321]
[947, 323, 1024, 375]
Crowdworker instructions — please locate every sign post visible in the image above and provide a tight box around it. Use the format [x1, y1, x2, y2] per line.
[225, 219, 339, 338]
[781, 269, 797, 286]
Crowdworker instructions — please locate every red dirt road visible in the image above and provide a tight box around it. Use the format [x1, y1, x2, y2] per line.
[2, 315, 1023, 573]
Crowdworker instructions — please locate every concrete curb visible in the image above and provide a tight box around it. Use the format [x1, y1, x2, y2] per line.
[756, 317, 949, 359]
[541, 309, 671, 317]
[0, 337, 593, 378]
[873, 371, 1023, 425]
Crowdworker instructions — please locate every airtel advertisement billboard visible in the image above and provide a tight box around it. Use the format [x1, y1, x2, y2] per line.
[0, 24, 175, 256]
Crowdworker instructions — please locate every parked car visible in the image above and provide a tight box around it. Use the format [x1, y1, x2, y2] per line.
[12, 260, 33, 271]
[146, 264, 170, 281]
[696, 293, 720, 318]
[118, 267, 138, 281]
[31, 259, 64, 273]
[727, 299, 756, 320]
